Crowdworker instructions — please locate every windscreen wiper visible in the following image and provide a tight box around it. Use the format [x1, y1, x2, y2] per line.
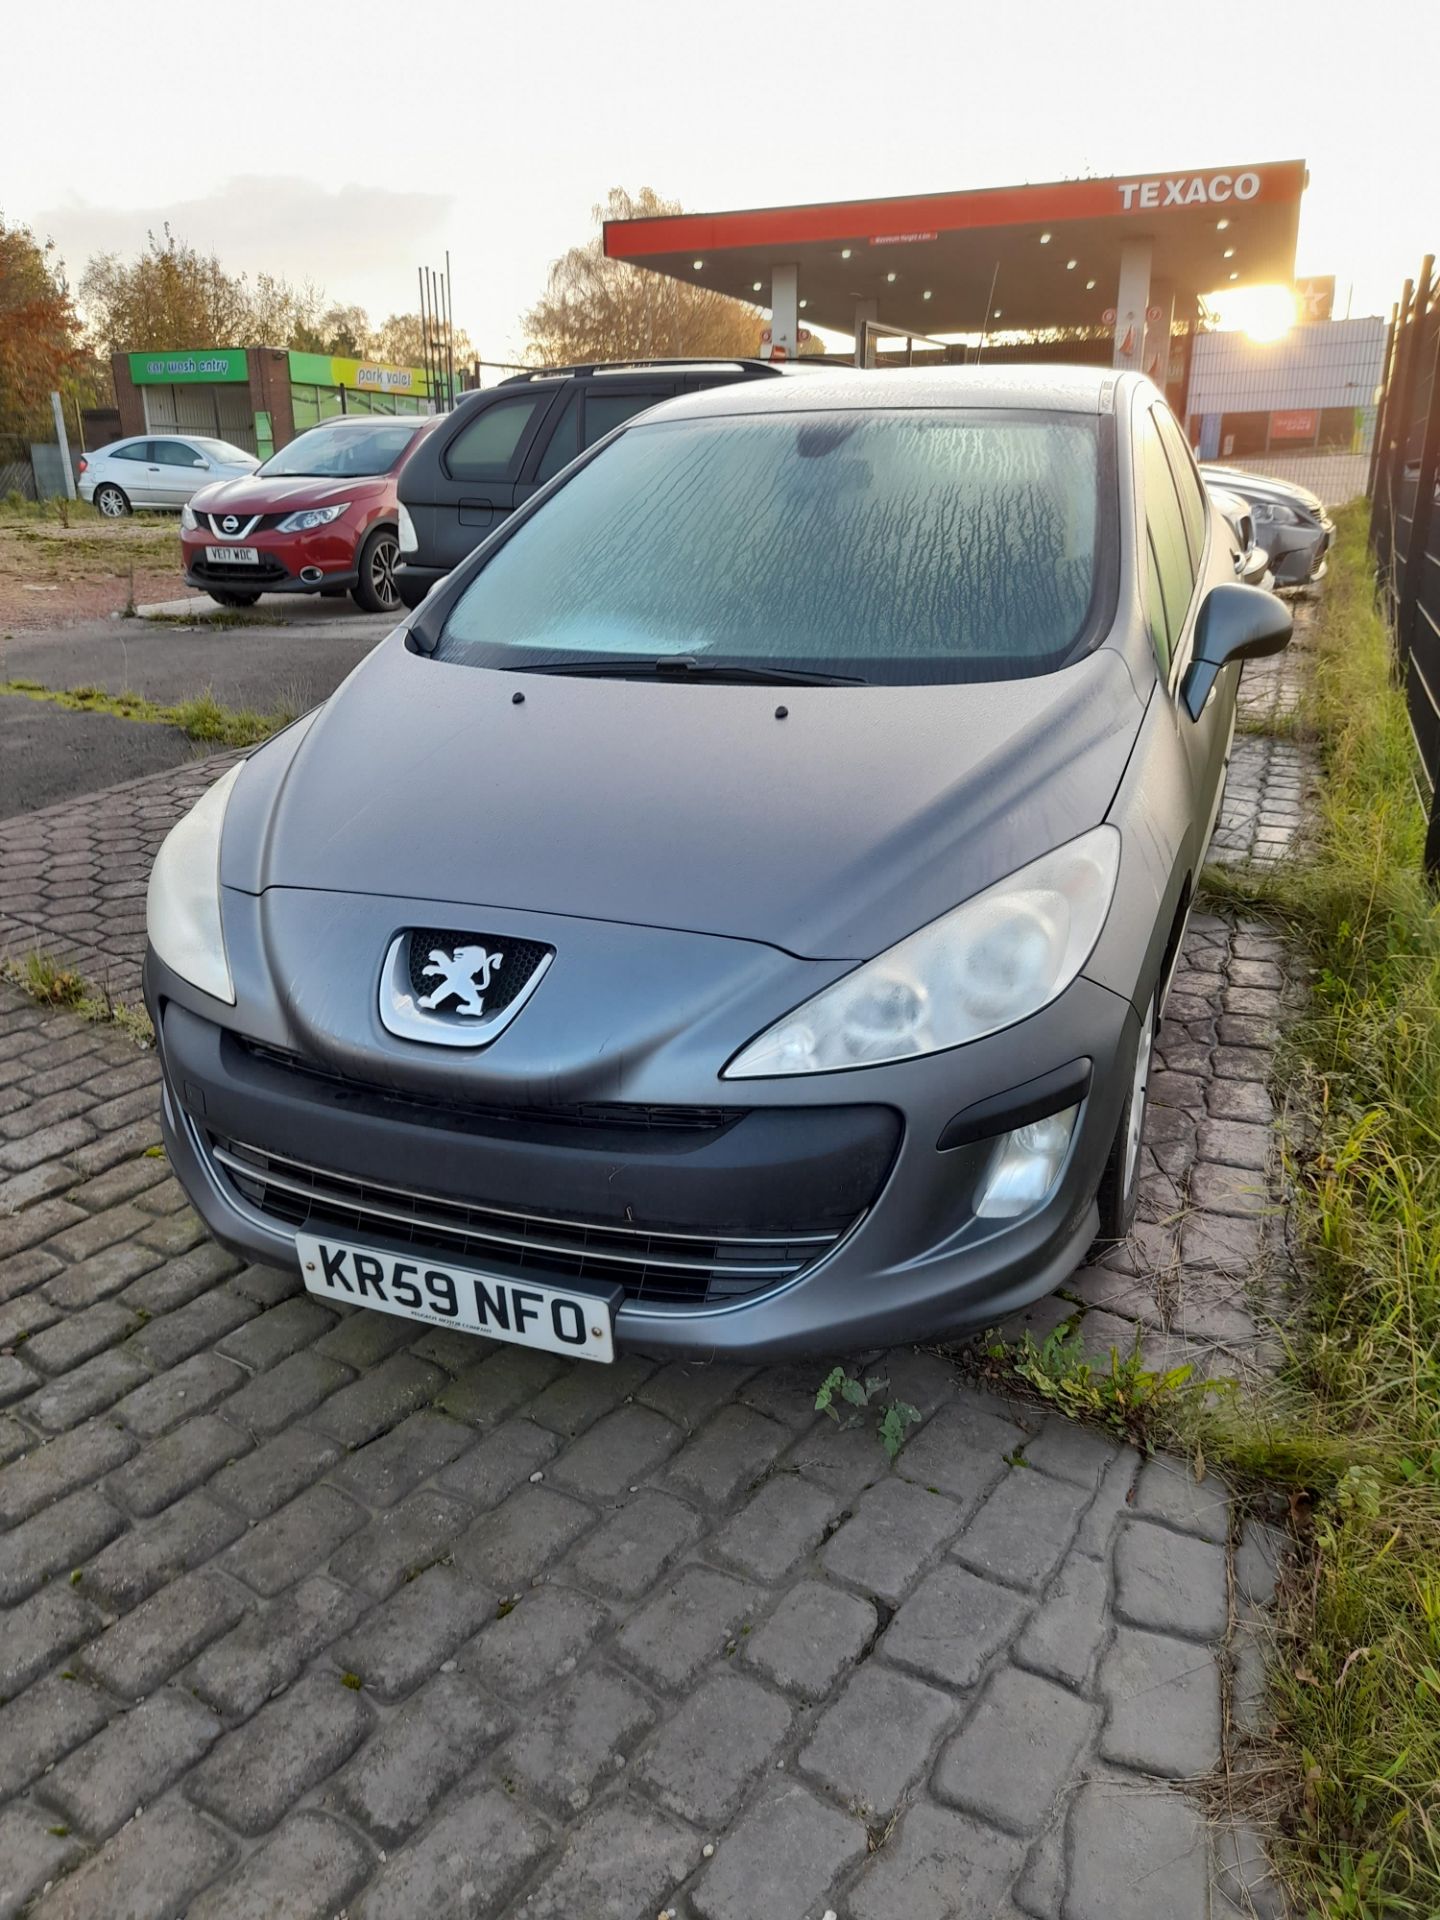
[511, 655, 865, 686]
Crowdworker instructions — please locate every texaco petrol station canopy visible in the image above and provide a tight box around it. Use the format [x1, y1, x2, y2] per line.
[604, 159, 1307, 375]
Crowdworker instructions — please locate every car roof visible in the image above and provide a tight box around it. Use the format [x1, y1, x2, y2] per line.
[625, 363, 1129, 424]
[293, 414, 430, 430]
[1199, 463, 1323, 507]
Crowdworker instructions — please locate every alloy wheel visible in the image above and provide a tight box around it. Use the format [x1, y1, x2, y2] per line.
[371, 535, 400, 608]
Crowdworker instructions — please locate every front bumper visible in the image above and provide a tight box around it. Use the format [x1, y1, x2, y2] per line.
[145, 919, 1139, 1359]
[1267, 519, 1332, 585]
[181, 526, 360, 597]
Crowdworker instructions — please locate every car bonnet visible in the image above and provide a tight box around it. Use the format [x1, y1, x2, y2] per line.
[223, 634, 1146, 962]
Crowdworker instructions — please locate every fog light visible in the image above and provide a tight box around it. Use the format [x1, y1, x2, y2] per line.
[973, 1105, 1079, 1220]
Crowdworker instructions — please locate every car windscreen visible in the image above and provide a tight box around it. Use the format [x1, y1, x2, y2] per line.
[434, 410, 1107, 684]
[192, 438, 256, 466]
[258, 422, 419, 478]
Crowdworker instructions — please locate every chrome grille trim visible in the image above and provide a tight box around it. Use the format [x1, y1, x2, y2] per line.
[207, 1136, 857, 1308]
[206, 512, 262, 539]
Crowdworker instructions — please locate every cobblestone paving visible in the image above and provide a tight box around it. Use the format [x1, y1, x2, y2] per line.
[1213, 602, 1321, 870]
[0, 753, 246, 1010]
[0, 960, 1290, 1920]
[0, 651, 1318, 1919]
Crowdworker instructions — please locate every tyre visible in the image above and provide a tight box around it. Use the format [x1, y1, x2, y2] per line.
[352, 526, 401, 613]
[94, 483, 130, 518]
[1095, 989, 1157, 1241]
[209, 591, 260, 609]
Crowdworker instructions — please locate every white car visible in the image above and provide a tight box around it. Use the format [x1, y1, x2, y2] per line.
[78, 436, 259, 517]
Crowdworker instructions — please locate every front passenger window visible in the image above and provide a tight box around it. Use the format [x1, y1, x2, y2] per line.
[1141, 419, 1196, 677]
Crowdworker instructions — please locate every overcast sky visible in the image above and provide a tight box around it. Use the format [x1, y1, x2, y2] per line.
[5, 0, 1435, 364]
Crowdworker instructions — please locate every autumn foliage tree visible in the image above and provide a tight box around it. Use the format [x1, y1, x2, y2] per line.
[523, 188, 764, 365]
[77, 228, 470, 374]
[0, 215, 85, 437]
[80, 227, 253, 356]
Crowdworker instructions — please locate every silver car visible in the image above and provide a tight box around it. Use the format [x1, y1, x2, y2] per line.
[79, 435, 258, 517]
[144, 367, 1290, 1364]
[1198, 463, 1333, 586]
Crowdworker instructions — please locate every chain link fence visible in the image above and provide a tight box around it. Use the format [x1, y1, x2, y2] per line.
[1369, 253, 1440, 872]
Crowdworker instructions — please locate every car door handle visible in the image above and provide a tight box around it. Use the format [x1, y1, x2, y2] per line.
[147, 466, 160, 472]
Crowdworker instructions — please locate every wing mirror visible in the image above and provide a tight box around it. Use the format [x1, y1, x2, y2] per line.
[1181, 582, 1292, 722]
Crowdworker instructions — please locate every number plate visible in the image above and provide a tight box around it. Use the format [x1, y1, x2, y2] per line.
[204, 545, 260, 564]
[296, 1233, 616, 1362]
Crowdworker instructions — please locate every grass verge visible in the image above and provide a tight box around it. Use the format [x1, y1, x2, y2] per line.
[0, 679, 291, 748]
[1198, 501, 1440, 1916]
[0, 952, 152, 1046]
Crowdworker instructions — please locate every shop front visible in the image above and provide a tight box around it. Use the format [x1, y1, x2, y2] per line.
[114, 347, 451, 459]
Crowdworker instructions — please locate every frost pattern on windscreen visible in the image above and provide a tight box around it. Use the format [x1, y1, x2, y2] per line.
[441, 412, 1102, 683]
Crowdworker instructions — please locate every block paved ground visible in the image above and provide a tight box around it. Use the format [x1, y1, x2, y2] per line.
[0, 653, 1310, 1918]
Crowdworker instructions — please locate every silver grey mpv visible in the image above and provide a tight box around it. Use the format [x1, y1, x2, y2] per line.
[144, 366, 1291, 1364]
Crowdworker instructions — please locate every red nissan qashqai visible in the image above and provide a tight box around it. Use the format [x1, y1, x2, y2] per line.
[181, 414, 437, 614]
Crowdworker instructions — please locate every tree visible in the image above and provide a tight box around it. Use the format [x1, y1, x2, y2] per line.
[79, 226, 251, 354]
[521, 188, 764, 366]
[0, 215, 85, 438]
[245, 272, 325, 349]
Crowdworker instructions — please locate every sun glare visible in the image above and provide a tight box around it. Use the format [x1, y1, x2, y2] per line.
[1206, 283, 1297, 343]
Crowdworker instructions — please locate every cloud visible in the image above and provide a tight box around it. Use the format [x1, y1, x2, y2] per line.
[36, 176, 454, 317]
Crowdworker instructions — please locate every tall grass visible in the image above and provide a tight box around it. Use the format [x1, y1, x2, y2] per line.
[1206, 505, 1440, 1915]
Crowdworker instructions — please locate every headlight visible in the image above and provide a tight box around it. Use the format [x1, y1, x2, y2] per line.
[180, 503, 198, 530]
[724, 825, 1120, 1079]
[146, 763, 244, 1004]
[276, 503, 349, 533]
[1251, 500, 1302, 527]
[398, 503, 418, 554]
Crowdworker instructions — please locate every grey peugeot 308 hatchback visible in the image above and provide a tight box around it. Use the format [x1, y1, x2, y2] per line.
[144, 366, 1291, 1365]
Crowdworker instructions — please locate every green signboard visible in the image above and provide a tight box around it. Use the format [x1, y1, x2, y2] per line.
[128, 348, 248, 385]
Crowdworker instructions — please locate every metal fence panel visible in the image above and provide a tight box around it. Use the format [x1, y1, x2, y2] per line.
[1369, 254, 1440, 873]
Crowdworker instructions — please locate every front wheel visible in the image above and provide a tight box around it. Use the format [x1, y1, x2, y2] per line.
[94, 483, 130, 518]
[352, 526, 401, 613]
[1095, 990, 1157, 1240]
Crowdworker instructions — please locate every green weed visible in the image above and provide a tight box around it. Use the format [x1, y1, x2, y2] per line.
[985, 1320, 1223, 1451]
[1, 952, 153, 1046]
[814, 1365, 921, 1460]
[0, 678, 293, 748]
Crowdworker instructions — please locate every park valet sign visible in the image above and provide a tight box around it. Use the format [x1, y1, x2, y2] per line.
[1116, 170, 1263, 211]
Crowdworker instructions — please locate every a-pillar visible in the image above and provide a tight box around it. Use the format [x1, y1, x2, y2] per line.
[768, 264, 800, 362]
[853, 298, 878, 367]
[1142, 282, 1174, 392]
[1112, 239, 1152, 373]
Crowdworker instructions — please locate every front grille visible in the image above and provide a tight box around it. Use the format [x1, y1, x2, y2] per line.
[190, 555, 290, 586]
[202, 512, 290, 537]
[210, 1135, 852, 1308]
[237, 1039, 738, 1136]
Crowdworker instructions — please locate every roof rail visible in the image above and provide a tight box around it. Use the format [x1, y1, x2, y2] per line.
[499, 357, 777, 385]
